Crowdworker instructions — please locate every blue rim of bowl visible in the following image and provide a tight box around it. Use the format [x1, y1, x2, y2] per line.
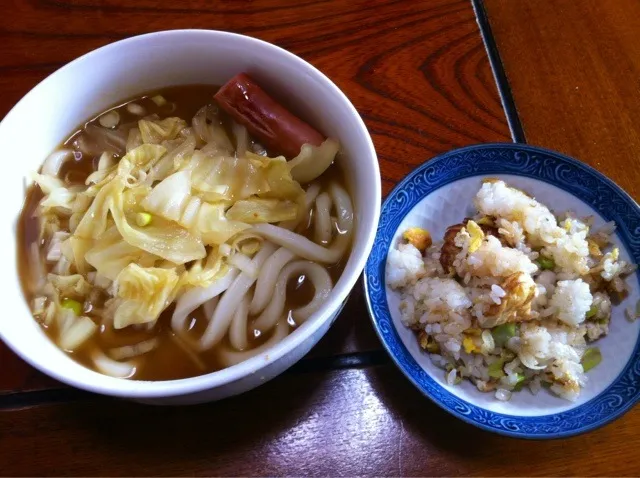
[364, 142, 640, 439]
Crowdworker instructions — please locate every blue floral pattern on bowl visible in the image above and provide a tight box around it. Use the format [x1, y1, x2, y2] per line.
[364, 143, 640, 439]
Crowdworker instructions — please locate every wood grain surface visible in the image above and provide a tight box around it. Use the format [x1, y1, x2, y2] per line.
[6, 0, 639, 476]
[2, 366, 640, 476]
[484, 0, 640, 201]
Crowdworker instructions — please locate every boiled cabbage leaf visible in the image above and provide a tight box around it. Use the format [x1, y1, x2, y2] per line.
[61, 236, 93, 274]
[113, 264, 179, 328]
[125, 144, 167, 172]
[229, 232, 263, 255]
[185, 150, 304, 205]
[192, 105, 234, 151]
[47, 273, 92, 300]
[189, 152, 263, 200]
[146, 135, 196, 183]
[181, 247, 228, 288]
[111, 208, 206, 264]
[84, 144, 166, 198]
[75, 159, 205, 264]
[195, 202, 250, 245]
[32, 172, 80, 215]
[142, 170, 250, 244]
[39, 214, 61, 242]
[226, 198, 298, 223]
[123, 188, 152, 219]
[31, 172, 65, 194]
[73, 173, 122, 239]
[257, 156, 305, 202]
[85, 164, 117, 189]
[138, 117, 187, 145]
[141, 170, 192, 223]
[72, 192, 94, 214]
[39, 187, 77, 214]
[59, 316, 97, 351]
[126, 127, 143, 152]
[114, 185, 206, 265]
[85, 226, 158, 280]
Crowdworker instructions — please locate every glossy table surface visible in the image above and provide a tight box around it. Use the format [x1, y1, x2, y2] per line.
[1, 0, 639, 475]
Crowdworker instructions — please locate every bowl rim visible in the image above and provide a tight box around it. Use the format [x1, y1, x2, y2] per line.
[0, 29, 381, 398]
[364, 142, 640, 439]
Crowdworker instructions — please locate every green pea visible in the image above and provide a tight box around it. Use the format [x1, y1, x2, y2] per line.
[60, 298, 82, 316]
[135, 212, 152, 227]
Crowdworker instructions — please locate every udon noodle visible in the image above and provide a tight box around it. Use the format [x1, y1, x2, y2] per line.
[18, 81, 353, 380]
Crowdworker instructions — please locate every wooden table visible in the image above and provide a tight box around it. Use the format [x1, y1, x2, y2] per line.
[2, 0, 639, 475]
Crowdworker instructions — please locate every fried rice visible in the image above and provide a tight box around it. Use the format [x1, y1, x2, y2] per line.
[386, 179, 637, 402]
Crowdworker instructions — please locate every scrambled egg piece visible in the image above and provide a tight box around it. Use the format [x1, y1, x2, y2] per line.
[482, 272, 536, 327]
[463, 336, 480, 354]
[418, 331, 439, 353]
[403, 227, 432, 252]
[466, 220, 485, 253]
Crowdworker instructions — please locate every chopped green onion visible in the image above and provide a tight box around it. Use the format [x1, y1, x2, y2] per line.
[488, 358, 505, 378]
[586, 304, 598, 319]
[425, 341, 439, 353]
[492, 323, 517, 347]
[453, 375, 462, 385]
[419, 332, 440, 353]
[135, 212, 152, 227]
[513, 373, 526, 391]
[61, 298, 82, 316]
[582, 347, 602, 372]
[537, 256, 555, 270]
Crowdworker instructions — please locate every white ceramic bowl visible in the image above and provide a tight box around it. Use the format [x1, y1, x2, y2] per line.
[0, 30, 380, 405]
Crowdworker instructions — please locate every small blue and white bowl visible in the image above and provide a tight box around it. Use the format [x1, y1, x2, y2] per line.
[364, 143, 640, 439]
